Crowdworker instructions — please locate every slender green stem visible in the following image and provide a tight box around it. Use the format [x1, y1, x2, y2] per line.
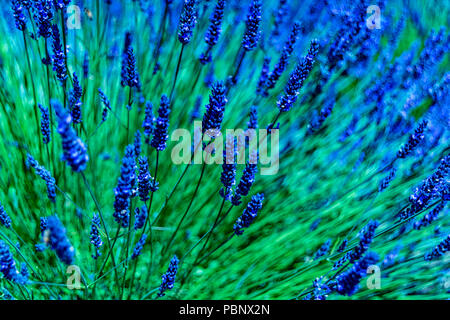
[169, 44, 185, 102]
[153, 134, 204, 225]
[163, 162, 207, 256]
[22, 32, 41, 151]
[178, 197, 226, 289]
[128, 151, 160, 296]
[80, 172, 120, 286]
[120, 210, 133, 299]
[197, 233, 235, 265]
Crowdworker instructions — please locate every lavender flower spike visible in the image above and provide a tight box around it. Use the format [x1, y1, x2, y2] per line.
[151, 95, 171, 151]
[277, 39, 319, 112]
[158, 255, 180, 297]
[53, 100, 89, 172]
[242, 0, 262, 51]
[27, 153, 57, 202]
[178, 0, 197, 45]
[220, 137, 236, 200]
[131, 234, 147, 259]
[46, 216, 75, 265]
[138, 156, 155, 202]
[69, 72, 83, 124]
[200, 0, 226, 64]
[11, 0, 27, 31]
[0, 201, 12, 228]
[113, 145, 136, 228]
[142, 101, 156, 144]
[397, 120, 428, 159]
[264, 22, 302, 95]
[35, 0, 53, 39]
[0, 240, 19, 281]
[234, 193, 264, 235]
[202, 81, 227, 136]
[335, 252, 379, 296]
[231, 154, 258, 206]
[424, 234, 450, 261]
[51, 24, 67, 85]
[90, 213, 103, 259]
[38, 104, 51, 144]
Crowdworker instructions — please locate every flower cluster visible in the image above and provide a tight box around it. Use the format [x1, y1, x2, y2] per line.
[241, 0, 262, 51]
[379, 168, 397, 193]
[231, 154, 258, 206]
[69, 72, 83, 123]
[27, 153, 56, 202]
[151, 95, 171, 151]
[11, 0, 26, 31]
[158, 255, 179, 297]
[120, 32, 133, 87]
[256, 57, 271, 95]
[277, 39, 319, 112]
[270, 0, 288, 39]
[397, 120, 428, 159]
[202, 82, 227, 136]
[247, 105, 258, 130]
[124, 47, 139, 88]
[134, 206, 147, 230]
[46, 216, 75, 265]
[264, 22, 302, 95]
[138, 156, 157, 202]
[200, 0, 225, 64]
[306, 101, 335, 135]
[38, 104, 50, 144]
[134, 130, 141, 158]
[402, 155, 450, 220]
[51, 24, 67, 85]
[311, 276, 331, 300]
[178, 0, 197, 45]
[90, 213, 102, 259]
[0, 201, 11, 228]
[0, 240, 20, 282]
[234, 193, 264, 235]
[333, 221, 379, 269]
[98, 88, 110, 122]
[334, 252, 379, 296]
[142, 102, 156, 144]
[35, 0, 53, 39]
[314, 240, 331, 260]
[53, 100, 89, 172]
[424, 234, 450, 261]
[113, 145, 136, 228]
[413, 201, 447, 230]
[220, 138, 237, 200]
[131, 234, 147, 259]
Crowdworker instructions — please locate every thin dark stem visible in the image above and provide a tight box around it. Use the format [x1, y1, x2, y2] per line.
[80, 172, 120, 285]
[126, 87, 132, 143]
[227, 50, 247, 93]
[120, 206, 133, 299]
[196, 197, 226, 258]
[178, 197, 227, 289]
[169, 44, 185, 102]
[198, 233, 235, 265]
[128, 151, 160, 295]
[163, 162, 207, 256]
[22, 32, 41, 151]
[153, 133, 204, 225]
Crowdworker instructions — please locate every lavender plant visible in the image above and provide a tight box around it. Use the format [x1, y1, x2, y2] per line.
[0, 0, 448, 302]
